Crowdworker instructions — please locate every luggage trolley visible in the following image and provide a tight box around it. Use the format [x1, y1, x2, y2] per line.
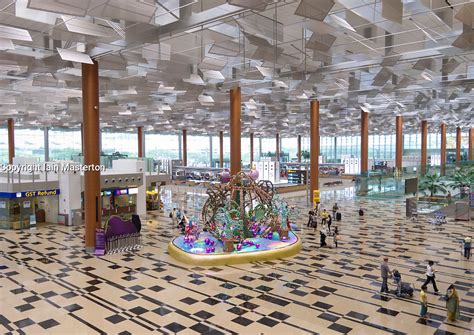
[428, 213, 447, 225]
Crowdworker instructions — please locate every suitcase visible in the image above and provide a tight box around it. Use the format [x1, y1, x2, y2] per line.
[336, 212, 342, 221]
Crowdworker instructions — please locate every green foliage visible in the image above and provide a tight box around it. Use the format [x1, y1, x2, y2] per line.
[419, 173, 448, 197]
[448, 166, 474, 190]
[301, 150, 310, 161]
[214, 203, 243, 240]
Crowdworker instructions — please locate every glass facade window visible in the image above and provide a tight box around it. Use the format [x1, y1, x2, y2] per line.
[260, 138, 275, 157]
[281, 137, 297, 161]
[211, 136, 230, 167]
[145, 134, 180, 159]
[427, 132, 439, 149]
[446, 132, 456, 149]
[102, 131, 138, 157]
[187, 135, 210, 167]
[320, 137, 335, 161]
[49, 129, 81, 161]
[15, 129, 45, 162]
[0, 128, 7, 164]
[3, 129, 466, 168]
[403, 133, 421, 156]
[241, 137, 251, 166]
[461, 132, 468, 149]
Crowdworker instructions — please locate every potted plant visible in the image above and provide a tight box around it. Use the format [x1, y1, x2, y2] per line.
[419, 173, 448, 199]
[448, 167, 473, 197]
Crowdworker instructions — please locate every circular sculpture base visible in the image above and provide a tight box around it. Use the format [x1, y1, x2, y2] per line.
[168, 231, 302, 266]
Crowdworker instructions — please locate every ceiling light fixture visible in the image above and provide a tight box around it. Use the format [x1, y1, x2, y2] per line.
[421, 71, 433, 81]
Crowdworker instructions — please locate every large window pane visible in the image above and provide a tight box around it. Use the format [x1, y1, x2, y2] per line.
[15, 129, 44, 161]
[446, 132, 456, 149]
[281, 137, 297, 162]
[0, 128, 7, 164]
[211, 136, 230, 167]
[102, 131, 138, 157]
[242, 137, 251, 166]
[261, 138, 275, 157]
[145, 134, 179, 159]
[188, 135, 210, 167]
[49, 128, 81, 161]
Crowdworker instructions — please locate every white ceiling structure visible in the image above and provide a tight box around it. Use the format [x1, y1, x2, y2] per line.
[0, 0, 473, 136]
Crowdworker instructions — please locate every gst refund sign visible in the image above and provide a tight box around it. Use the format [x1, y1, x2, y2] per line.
[18, 189, 60, 198]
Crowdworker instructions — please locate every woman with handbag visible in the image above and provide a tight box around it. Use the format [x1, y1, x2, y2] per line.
[445, 284, 461, 322]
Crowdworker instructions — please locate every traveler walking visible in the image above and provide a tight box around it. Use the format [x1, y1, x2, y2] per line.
[462, 236, 471, 259]
[423, 261, 439, 294]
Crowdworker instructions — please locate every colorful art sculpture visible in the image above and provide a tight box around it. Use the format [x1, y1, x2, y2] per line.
[183, 218, 200, 244]
[202, 172, 293, 244]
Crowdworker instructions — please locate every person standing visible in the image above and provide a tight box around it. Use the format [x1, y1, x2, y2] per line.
[423, 261, 439, 294]
[170, 208, 177, 224]
[380, 257, 392, 293]
[320, 225, 327, 247]
[333, 226, 339, 248]
[420, 285, 428, 319]
[463, 236, 471, 259]
[445, 284, 460, 322]
[176, 208, 182, 227]
[332, 203, 339, 218]
[307, 209, 314, 227]
[321, 209, 329, 225]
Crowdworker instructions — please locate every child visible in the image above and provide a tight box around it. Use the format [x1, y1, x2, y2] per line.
[393, 270, 401, 296]
[420, 284, 428, 319]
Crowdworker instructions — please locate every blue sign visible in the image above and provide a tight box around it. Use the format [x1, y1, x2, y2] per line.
[0, 189, 60, 199]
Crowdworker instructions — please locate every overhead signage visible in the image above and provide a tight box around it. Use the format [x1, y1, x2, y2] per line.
[101, 188, 137, 197]
[0, 189, 60, 199]
[115, 189, 128, 196]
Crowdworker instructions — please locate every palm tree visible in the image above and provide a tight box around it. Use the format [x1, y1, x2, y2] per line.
[301, 150, 310, 162]
[448, 166, 474, 196]
[419, 173, 448, 198]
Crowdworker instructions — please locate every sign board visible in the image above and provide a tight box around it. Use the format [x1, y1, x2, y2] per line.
[94, 229, 106, 256]
[29, 215, 36, 229]
[0, 189, 60, 199]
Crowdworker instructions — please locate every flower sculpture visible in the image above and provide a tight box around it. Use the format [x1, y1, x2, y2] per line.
[202, 172, 293, 243]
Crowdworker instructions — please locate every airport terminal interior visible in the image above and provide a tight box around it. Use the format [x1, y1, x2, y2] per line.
[0, 0, 473, 334]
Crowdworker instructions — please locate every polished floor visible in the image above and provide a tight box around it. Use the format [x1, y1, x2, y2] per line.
[0, 187, 472, 335]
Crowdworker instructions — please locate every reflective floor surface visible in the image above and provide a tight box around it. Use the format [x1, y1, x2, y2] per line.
[0, 187, 472, 334]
